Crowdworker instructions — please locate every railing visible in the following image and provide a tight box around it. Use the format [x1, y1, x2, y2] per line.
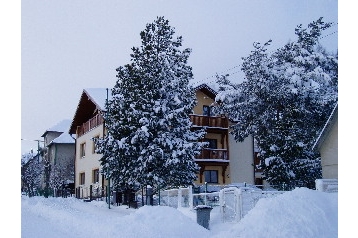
[196, 148, 228, 160]
[76, 114, 104, 137]
[190, 114, 229, 128]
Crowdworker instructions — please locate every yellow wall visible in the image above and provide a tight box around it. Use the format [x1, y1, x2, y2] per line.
[193, 91, 214, 115]
[320, 119, 338, 179]
[194, 165, 231, 185]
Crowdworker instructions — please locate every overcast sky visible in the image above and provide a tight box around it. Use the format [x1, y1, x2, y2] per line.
[20, 0, 338, 154]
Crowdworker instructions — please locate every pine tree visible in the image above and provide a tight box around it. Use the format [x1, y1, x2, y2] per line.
[95, 16, 206, 193]
[215, 18, 338, 190]
[21, 151, 43, 197]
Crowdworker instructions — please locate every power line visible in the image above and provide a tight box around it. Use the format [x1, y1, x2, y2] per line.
[21, 138, 44, 142]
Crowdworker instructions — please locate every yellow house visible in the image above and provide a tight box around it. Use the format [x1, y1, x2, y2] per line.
[69, 84, 255, 199]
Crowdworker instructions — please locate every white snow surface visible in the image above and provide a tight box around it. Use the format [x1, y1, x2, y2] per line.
[84, 88, 113, 110]
[44, 119, 72, 134]
[49, 132, 75, 144]
[21, 187, 338, 238]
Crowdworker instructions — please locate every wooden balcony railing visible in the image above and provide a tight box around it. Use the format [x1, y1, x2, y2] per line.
[196, 148, 228, 160]
[76, 114, 104, 137]
[189, 114, 228, 128]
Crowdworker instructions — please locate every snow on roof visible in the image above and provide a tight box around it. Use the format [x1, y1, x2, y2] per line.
[41, 119, 72, 137]
[312, 103, 338, 151]
[84, 88, 112, 110]
[191, 80, 219, 94]
[48, 132, 75, 146]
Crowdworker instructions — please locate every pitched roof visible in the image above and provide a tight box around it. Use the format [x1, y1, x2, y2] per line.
[69, 88, 112, 134]
[68, 84, 217, 134]
[48, 132, 75, 146]
[41, 119, 72, 137]
[312, 103, 338, 152]
[192, 83, 217, 99]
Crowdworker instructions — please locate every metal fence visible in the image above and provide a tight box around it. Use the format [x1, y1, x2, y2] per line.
[74, 182, 338, 224]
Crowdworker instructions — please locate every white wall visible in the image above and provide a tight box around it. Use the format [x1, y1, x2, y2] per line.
[229, 135, 254, 184]
[75, 125, 104, 188]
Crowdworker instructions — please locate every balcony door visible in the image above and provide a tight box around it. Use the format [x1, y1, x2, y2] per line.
[203, 105, 211, 116]
[204, 138, 217, 149]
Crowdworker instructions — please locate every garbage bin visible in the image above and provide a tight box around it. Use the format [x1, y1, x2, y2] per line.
[194, 205, 213, 230]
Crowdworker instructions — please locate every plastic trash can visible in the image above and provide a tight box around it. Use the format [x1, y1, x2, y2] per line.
[194, 205, 213, 229]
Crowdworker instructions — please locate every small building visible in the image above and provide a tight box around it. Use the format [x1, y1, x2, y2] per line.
[41, 119, 75, 195]
[313, 103, 338, 179]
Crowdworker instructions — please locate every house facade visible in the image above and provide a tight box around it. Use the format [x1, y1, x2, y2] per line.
[313, 103, 338, 179]
[40, 119, 76, 195]
[69, 88, 110, 198]
[69, 85, 254, 199]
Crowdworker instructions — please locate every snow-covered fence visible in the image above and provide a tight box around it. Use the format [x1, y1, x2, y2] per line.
[219, 187, 240, 222]
[315, 179, 338, 193]
[157, 185, 284, 223]
[219, 187, 285, 222]
[192, 192, 220, 209]
[158, 187, 191, 208]
[75, 185, 107, 200]
[157, 186, 220, 209]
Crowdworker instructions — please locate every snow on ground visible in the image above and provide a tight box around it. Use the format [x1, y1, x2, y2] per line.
[21, 187, 338, 238]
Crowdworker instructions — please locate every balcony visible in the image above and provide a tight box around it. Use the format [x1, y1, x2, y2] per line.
[190, 114, 228, 129]
[76, 114, 104, 137]
[196, 148, 228, 161]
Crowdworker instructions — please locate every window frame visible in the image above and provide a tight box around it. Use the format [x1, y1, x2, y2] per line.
[79, 172, 85, 185]
[92, 169, 99, 183]
[203, 105, 211, 116]
[204, 138, 217, 149]
[92, 135, 100, 154]
[204, 170, 218, 184]
[80, 142, 86, 158]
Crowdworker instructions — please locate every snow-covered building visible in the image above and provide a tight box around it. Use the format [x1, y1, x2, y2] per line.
[69, 88, 111, 198]
[313, 103, 338, 179]
[41, 119, 75, 194]
[69, 85, 255, 199]
[191, 83, 254, 185]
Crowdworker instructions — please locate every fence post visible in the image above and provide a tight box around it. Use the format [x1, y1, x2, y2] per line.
[205, 182, 207, 205]
[219, 189, 224, 222]
[189, 186, 193, 210]
[238, 189, 243, 220]
[167, 190, 170, 206]
[178, 188, 182, 208]
[90, 185, 93, 201]
[158, 185, 160, 206]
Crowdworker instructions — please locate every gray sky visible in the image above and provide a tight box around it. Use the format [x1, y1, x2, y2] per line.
[21, 0, 338, 154]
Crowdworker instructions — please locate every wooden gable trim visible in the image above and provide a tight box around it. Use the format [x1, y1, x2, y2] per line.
[69, 90, 101, 134]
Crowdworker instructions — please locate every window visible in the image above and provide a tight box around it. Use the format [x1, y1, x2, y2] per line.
[92, 169, 99, 183]
[203, 105, 211, 116]
[80, 143, 86, 158]
[204, 170, 218, 183]
[203, 105, 215, 116]
[92, 136, 99, 154]
[80, 172, 85, 185]
[204, 138, 217, 149]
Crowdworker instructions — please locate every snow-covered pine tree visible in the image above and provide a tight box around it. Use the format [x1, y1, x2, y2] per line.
[49, 157, 74, 197]
[95, 16, 206, 193]
[21, 151, 43, 197]
[215, 17, 338, 190]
